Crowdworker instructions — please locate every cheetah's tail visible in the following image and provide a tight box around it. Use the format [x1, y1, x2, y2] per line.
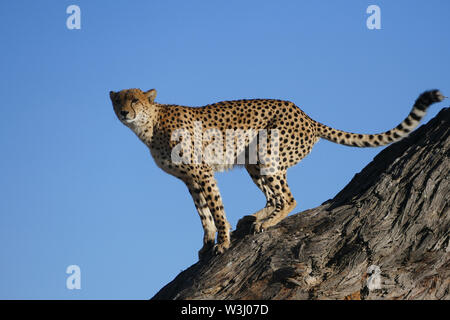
[314, 90, 446, 147]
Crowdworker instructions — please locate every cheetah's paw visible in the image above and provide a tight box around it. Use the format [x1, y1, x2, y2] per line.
[251, 221, 265, 234]
[198, 241, 215, 260]
[213, 242, 230, 255]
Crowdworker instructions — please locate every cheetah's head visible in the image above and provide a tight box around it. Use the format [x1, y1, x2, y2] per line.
[109, 88, 157, 125]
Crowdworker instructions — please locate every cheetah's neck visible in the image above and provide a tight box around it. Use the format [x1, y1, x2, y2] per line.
[128, 104, 164, 147]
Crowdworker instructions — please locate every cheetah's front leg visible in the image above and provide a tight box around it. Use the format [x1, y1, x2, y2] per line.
[186, 181, 217, 260]
[186, 170, 231, 258]
[201, 174, 231, 255]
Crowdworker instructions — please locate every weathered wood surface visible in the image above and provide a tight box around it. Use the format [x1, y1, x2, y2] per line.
[153, 108, 449, 300]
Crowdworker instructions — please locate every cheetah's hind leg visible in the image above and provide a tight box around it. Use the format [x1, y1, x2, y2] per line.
[234, 165, 278, 236]
[250, 170, 297, 233]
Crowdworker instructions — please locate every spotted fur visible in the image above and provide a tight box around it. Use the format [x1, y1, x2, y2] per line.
[316, 90, 445, 147]
[110, 89, 444, 259]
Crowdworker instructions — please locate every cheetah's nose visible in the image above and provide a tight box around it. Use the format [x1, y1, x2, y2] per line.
[120, 110, 129, 118]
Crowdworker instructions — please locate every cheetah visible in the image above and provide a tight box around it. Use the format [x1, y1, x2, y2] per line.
[110, 88, 445, 259]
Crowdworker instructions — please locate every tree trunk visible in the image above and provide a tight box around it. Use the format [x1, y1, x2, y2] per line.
[152, 108, 450, 300]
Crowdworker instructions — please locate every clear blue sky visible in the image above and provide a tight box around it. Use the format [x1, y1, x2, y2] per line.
[0, 0, 448, 299]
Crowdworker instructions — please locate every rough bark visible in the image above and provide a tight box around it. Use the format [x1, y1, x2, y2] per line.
[152, 108, 450, 300]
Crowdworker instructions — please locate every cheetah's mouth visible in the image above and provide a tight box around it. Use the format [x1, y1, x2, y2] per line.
[121, 106, 137, 123]
[122, 117, 136, 123]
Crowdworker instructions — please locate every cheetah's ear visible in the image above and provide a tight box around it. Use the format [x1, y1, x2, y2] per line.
[109, 91, 116, 101]
[144, 89, 157, 103]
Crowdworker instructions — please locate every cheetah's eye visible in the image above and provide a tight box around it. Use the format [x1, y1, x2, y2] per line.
[132, 98, 139, 104]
